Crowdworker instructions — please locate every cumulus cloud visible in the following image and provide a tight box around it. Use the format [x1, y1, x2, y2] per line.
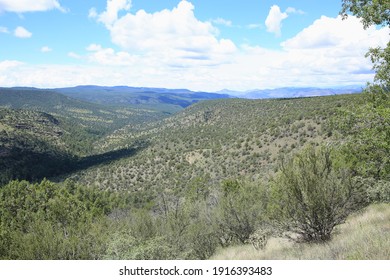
[265, 5, 288, 37]
[183, 15, 387, 90]
[274, 15, 388, 85]
[86, 44, 137, 66]
[1, 12, 388, 91]
[282, 15, 389, 50]
[265, 5, 304, 37]
[14, 26, 32, 38]
[91, 0, 237, 68]
[41, 46, 52, 53]
[0, 0, 65, 13]
[95, 0, 131, 26]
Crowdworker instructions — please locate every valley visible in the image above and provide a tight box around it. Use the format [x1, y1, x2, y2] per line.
[0, 86, 388, 260]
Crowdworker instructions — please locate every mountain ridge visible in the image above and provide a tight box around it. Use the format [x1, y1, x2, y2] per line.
[50, 85, 231, 112]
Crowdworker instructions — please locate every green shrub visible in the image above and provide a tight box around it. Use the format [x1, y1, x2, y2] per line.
[215, 180, 269, 245]
[270, 145, 367, 243]
[0, 179, 114, 259]
[367, 180, 390, 203]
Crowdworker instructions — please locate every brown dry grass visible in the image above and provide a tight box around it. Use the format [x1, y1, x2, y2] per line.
[211, 203, 390, 260]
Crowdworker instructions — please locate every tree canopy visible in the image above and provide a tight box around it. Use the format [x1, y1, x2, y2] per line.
[341, 0, 390, 28]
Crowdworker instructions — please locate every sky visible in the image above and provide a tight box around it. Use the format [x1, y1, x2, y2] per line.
[0, 0, 389, 91]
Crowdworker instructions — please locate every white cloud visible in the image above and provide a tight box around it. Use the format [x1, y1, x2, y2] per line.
[0, 60, 164, 88]
[183, 16, 386, 90]
[41, 46, 52, 53]
[247, 23, 262, 29]
[0, 0, 65, 13]
[273, 15, 388, 86]
[86, 44, 137, 66]
[1, 14, 388, 92]
[264, 6, 304, 37]
[212, 18, 232, 27]
[14, 26, 32, 38]
[0, 60, 24, 71]
[92, 0, 237, 68]
[282, 15, 389, 50]
[0, 26, 9, 33]
[68, 52, 81, 59]
[0, 60, 24, 85]
[86, 44, 102, 52]
[286, 7, 305, 15]
[265, 5, 288, 37]
[96, 0, 131, 26]
[88, 7, 98, 19]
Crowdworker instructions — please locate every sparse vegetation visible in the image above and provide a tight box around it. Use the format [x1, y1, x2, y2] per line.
[211, 203, 390, 260]
[1, 88, 388, 260]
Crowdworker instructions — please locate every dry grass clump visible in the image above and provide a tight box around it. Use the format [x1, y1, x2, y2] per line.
[211, 203, 390, 260]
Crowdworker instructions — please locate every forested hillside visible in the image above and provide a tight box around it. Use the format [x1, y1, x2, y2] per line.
[72, 95, 358, 195]
[0, 87, 167, 134]
[0, 88, 167, 184]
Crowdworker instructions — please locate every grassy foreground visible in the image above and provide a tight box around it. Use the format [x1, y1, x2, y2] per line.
[211, 203, 390, 260]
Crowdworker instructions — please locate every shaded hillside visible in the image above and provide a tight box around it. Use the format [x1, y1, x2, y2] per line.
[0, 108, 75, 184]
[0, 88, 167, 185]
[0, 108, 149, 185]
[54, 85, 231, 113]
[71, 94, 361, 196]
[0, 88, 171, 183]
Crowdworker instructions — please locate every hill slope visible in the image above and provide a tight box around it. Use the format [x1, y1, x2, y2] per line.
[70, 94, 360, 196]
[0, 108, 75, 184]
[0, 88, 169, 184]
[0, 87, 167, 133]
[211, 203, 390, 260]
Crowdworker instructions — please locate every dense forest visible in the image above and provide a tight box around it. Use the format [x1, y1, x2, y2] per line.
[0, 0, 389, 259]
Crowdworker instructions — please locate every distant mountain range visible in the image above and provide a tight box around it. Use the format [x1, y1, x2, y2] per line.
[53, 85, 364, 107]
[218, 86, 363, 99]
[53, 85, 230, 112]
[1, 85, 363, 115]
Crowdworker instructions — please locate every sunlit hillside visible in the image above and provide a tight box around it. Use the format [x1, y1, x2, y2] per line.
[211, 203, 390, 260]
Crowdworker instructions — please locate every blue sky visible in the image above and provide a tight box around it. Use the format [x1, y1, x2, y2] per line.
[0, 0, 389, 91]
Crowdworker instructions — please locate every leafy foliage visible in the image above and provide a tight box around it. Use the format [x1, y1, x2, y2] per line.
[270, 145, 367, 243]
[214, 180, 269, 245]
[333, 93, 390, 179]
[336, 0, 390, 182]
[0, 179, 123, 259]
[341, 0, 390, 28]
